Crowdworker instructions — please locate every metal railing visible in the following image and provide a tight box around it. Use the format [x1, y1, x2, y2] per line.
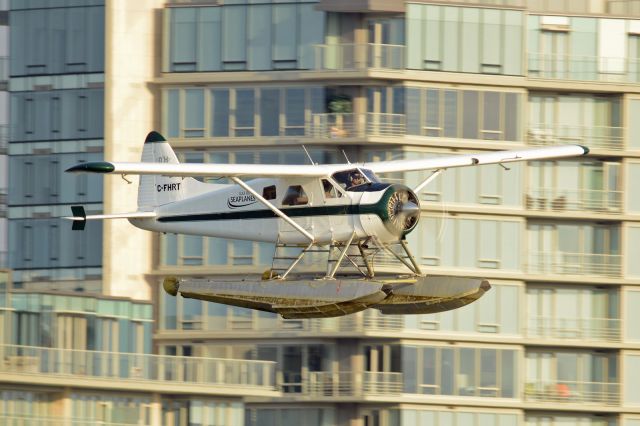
[525, 188, 623, 213]
[313, 43, 405, 71]
[306, 371, 357, 396]
[528, 52, 640, 83]
[527, 252, 622, 278]
[526, 125, 624, 151]
[0, 344, 276, 389]
[276, 370, 404, 397]
[307, 112, 406, 138]
[526, 317, 621, 342]
[363, 371, 404, 395]
[524, 380, 620, 405]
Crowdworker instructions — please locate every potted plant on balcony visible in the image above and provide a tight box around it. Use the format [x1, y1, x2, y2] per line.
[327, 95, 352, 138]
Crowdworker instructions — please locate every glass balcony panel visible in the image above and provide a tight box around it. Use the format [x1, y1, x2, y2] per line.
[528, 52, 640, 83]
[527, 252, 622, 277]
[527, 124, 624, 150]
[525, 187, 623, 213]
[526, 317, 621, 342]
[524, 380, 620, 405]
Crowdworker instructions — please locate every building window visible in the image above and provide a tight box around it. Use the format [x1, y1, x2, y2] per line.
[405, 87, 521, 142]
[407, 4, 523, 76]
[167, 4, 324, 72]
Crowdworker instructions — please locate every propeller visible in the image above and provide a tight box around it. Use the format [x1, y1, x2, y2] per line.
[386, 189, 420, 236]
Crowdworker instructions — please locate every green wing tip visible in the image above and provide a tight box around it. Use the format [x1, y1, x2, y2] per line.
[579, 145, 590, 155]
[145, 131, 166, 143]
[66, 162, 115, 173]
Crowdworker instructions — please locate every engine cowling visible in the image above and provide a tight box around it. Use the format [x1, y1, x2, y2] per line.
[381, 185, 420, 236]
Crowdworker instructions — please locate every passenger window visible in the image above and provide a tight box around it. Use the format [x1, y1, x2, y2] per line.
[262, 185, 276, 200]
[322, 179, 341, 198]
[282, 185, 308, 206]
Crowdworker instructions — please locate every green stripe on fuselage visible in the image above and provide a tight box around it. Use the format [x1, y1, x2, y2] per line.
[158, 203, 384, 223]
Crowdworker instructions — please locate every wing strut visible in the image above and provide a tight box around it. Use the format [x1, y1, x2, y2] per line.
[413, 169, 443, 193]
[230, 177, 315, 243]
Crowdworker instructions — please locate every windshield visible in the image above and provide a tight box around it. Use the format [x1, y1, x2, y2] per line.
[331, 168, 380, 190]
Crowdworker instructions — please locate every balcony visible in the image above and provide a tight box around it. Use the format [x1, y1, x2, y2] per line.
[313, 43, 405, 71]
[308, 112, 406, 139]
[0, 56, 6, 86]
[527, 252, 622, 278]
[0, 124, 7, 154]
[526, 317, 621, 342]
[527, 125, 623, 151]
[525, 188, 623, 214]
[0, 344, 277, 394]
[0, 188, 5, 218]
[528, 52, 640, 83]
[524, 381, 620, 405]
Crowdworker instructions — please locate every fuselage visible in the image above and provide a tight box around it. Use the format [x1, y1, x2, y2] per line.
[129, 176, 419, 245]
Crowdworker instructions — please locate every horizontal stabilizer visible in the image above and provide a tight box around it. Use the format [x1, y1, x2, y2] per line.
[63, 205, 156, 231]
[71, 206, 86, 231]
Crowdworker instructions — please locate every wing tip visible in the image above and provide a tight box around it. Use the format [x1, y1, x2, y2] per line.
[66, 162, 115, 173]
[578, 145, 590, 155]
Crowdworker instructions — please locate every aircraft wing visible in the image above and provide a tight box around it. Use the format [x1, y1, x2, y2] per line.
[67, 145, 588, 178]
[363, 145, 589, 174]
[66, 161, 336, 177]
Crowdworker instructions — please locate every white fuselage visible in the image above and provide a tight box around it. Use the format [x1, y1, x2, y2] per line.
[129, 177, 401, 245]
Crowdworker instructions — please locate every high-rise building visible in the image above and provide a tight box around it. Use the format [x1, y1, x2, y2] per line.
[4, 0, 640, 425]
[0, 0, 9, 268]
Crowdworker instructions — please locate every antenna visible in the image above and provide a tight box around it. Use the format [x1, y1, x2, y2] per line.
[301, 145, 316, 165]
[341, 149, 351, 164]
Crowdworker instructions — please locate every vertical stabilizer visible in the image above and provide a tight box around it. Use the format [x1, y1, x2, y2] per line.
[137, 131, 204, 209]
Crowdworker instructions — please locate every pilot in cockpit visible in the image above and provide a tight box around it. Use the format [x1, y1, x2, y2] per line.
[349, 171, 365, 187]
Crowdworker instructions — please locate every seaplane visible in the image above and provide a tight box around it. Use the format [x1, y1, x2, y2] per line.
[65, 131, 589, 318]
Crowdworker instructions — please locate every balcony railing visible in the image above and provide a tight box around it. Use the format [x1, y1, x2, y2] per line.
[306, 371, 356, 396]
[0, 188, 6, 218]
[525, 188, 623, 214]
[363, 371, 403, 395]
[275, 370, 404, 396]
[526, 317, 621, 342]
[313, 43, 405, 71]
[308, 112, 406, 138]
[527, 125, 623, 151]
[527, 252, 622, 278]
[524, 380, 620, 405]
[0, 344, 276, 390]
[0, 124, 7, 154]
[528, 52, 640, 83]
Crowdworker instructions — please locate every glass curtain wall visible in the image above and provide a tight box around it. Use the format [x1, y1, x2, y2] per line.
[167, 2, 324, 72]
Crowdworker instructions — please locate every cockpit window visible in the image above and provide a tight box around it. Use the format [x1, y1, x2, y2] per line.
[331, 168, 379, 190]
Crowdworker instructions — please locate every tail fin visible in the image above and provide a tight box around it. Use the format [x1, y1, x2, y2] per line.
[138, 131, 205, 209]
